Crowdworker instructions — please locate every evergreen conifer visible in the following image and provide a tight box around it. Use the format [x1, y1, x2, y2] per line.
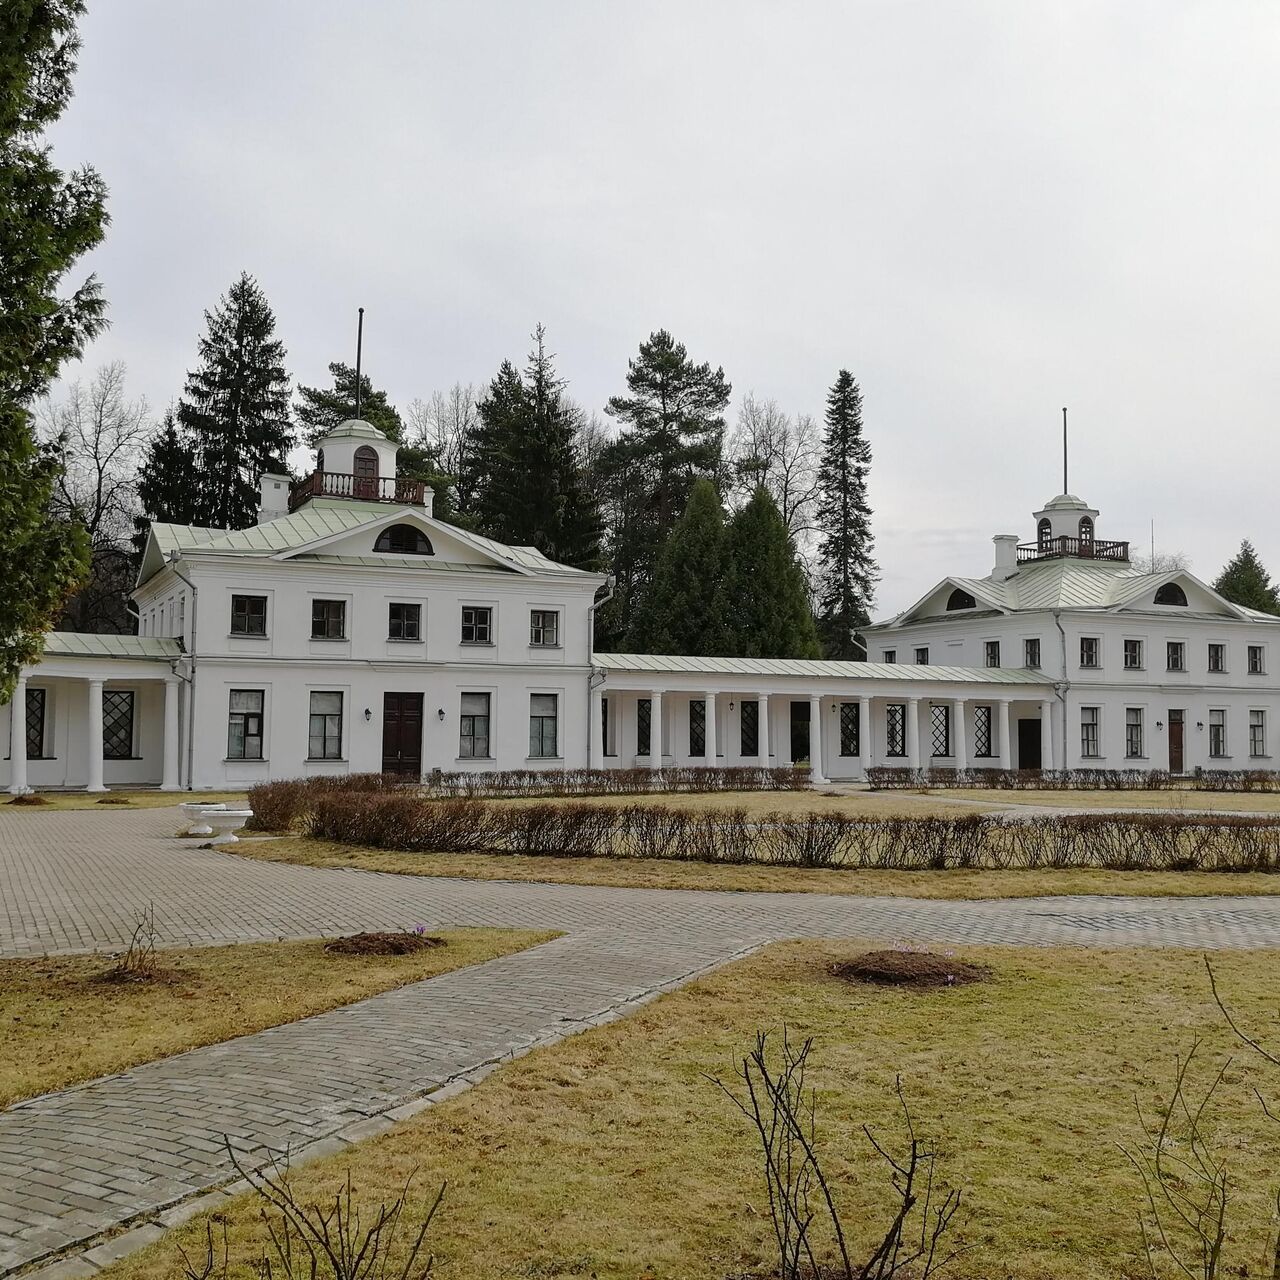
[1214, 540, 1280, 615]
[296, 361, 404, 444]
[132, 411, 200, 560]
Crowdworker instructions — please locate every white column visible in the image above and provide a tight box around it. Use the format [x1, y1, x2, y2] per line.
[1040, 699, 1055, 773]
[952, 699, 967, 770]
[8, 676, 28, 795]
[906, 697, 921, 770]
[86, 679, 106, 793]
[859, 695, 873, 772]
[703, 693, 717, 766]
[809, 695, 827, 783]
[998, 698, 1013, 769]
[589, 685, 604, 770]
[161, 678, 181, 791]
[650, 690, 663, 770]
[758, 693, 771, 766]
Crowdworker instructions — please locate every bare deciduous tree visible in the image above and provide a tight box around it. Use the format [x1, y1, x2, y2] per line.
[406, 384, 479, 511]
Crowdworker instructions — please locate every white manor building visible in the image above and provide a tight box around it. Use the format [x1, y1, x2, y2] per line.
[3, 424, 1277, 792]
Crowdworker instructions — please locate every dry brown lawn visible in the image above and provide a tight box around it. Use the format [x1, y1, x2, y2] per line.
[3, 790, 247, 811]
[0, 929, 553, 1107]
[238, 834, 1280, 899]
[101, 942, 1280, 1280]
[933, 786, 1280, 813]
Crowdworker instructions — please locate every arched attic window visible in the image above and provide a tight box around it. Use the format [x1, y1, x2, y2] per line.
[946, 587, 977, 611]
[1037, 517, 1052, 547]
[1078, 515, 1094, 543]
[375, 523, 434, 555]
[1154, 582, 1188, 607]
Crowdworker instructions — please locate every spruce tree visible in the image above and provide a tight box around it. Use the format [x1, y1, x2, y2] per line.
[132, 411, 201, 560]
[718, 488, 822, 659]
[597, 330, 730, 644]
[177, 273, 293, 530]
[296, 361, 404, 444]
[1214, 540, 1280, 615]
[626, 479, 731, 655]
[0, 0, 105, 699]
[815, 370, 877, 658]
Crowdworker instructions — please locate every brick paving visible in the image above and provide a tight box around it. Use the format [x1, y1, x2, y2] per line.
[2, 806, 1280, 1276]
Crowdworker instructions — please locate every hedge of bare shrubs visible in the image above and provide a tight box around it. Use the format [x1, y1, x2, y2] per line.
[281, 789, 1280, 872]
[867, 766, 1280, 792]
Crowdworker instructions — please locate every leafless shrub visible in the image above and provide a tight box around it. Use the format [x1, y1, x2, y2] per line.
[711, 1029, 963, 1280]
[103, 903, 160, 981]
[867, 766, 1280, 794]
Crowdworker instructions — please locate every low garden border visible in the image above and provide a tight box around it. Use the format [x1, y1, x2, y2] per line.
[866, 766, 1280, 793]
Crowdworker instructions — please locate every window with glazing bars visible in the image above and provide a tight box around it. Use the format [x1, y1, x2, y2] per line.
[838, 703, 860, 756]
[530, 610, 559, 647]
[231, 594, 266, 635]
[1208, 643, 1226, 673]
[1123, 639, 1143, 669]
[885, 704, 906, 757]
[914, 647, 929, 665]
[1125, 708, 1143, 758]
[459, 692, 490, 758]
[984, 640, 1000, 668]
[930, 704, 951, 757]
[529, 694, 558, 758]
[1167, 641, 1185, 672]
[1249, 645, 1266, 674]
[1081, 706, 1100, 758]
[311, 599, 346, 639]
[388, 602, 420, 640]
[1209, 709, 1226, 758]
[740, 700, 759, 756]
[461, 606, 492, 644]
[1250, 709, 1267, 757]
[102, 690, 134, 759]
[689, 699, 706, 756]
[637, 698, 651, 755]
[1080, 637, 1100, 668]
[25, 688, 46, 759]
[973, 705, 993, 757]
[1024, 638, 1041, 668]
[308, 691, 343, 759]
[227, 689, 263, 760]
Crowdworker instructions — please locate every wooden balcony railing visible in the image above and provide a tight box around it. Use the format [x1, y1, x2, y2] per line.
[289, 471, 426, 512]
[1017, 536, 1130, 564]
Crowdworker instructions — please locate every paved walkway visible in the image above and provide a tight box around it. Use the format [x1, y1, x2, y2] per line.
[2, 808, 1280, 1276]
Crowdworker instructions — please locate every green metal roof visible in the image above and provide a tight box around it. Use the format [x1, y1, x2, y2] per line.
[42, 633, 181, 660]
[594, 653, 1051, 684]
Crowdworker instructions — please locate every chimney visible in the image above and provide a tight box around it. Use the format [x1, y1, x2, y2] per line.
[992, 533, 1019, 581]
[257, 472, 291, 525]
[421, 484, 434, 519]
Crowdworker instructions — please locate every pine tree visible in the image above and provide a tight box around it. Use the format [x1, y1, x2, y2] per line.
[469, 327, 603, 568]
[596, 330, 730, 644]
[177, 273, 293, 530]
[296, 361, 404, 444]
[815, 370, 877, 658]
[718, 488, 822, 659]
[0, 0, 105, 699]
[1214, 540, 1280, 615]
[626, 478, 732, 655]
[132, 411, 201, 560]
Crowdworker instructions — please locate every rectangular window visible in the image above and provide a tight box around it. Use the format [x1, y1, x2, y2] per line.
[1166, 641, 1186, 672]
[838, 702, 860, 757]
[1250, 709, 1267, 758]
[461, 606, 493, 644]
[1080, 636, 1100, 668]
[930, 704, 951, 758]
[25, 687, 46, 759]
[1209, 709, 1227, 759]
[529, 693, 558, 758]
[227, 689, 264, 760]
[1208, 643, 1226, 673]
[459, 692, 491, 759]
[882, 649, 897, 664]
[1123, 639, 1143, 670]
[973, 705, 993, 757]
[388, 602, 421, 641]
[311, 599, 346, 640]
[740, 700, 759, 756]
[602, 696, 611, 757]
[231, 594, 266, 636]
[102, 690, 135, 759]
[1125, 707, 1144, 759]
[689, 699, 706, 756]
[1024, 638, 1041, 669]
[1249, 645, 1265, 674]
[914, 646, 929, 665]
[530, 610, 559, 647]
[1081, 706, 1100, 759]
[637, 698, 652, 756]
[308, 691, 343, 759]
[885, 703, 907, 757]
[984, 640, 1000, 668]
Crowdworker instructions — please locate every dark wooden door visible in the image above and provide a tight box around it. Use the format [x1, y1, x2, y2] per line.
[354, 445, 379, 500]
[1169, 710, 1185, 774]
[789, 700, 810, 763]
[1017, 718, 1041, 770]
[382, 693, 423, 776]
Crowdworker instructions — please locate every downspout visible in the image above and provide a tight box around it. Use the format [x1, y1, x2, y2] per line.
[586, 576, 616, 766]
[1053, 608, 1069, 768]
[167, 554, 198, 791]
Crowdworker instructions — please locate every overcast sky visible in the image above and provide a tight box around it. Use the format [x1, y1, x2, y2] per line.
[49, 1, 1280, 615]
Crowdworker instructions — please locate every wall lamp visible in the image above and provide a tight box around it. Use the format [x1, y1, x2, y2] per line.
[1155, 720, 1164, 730]
[1196, 721, 1205, 731]
[437, 707, 446, 721]
[363, 708, 371, 721]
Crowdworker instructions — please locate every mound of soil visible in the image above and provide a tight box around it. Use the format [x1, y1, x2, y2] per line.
[833, 949, 990, 989]
[96, 796, 133, 805]
[324, 931, 445, 956]
[7, 794, 50, 806]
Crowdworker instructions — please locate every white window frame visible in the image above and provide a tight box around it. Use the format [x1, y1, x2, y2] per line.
[1208, 708, 1227, 759]
[1250, 708, 1267, 758]
[1080, 705, 1101, 759]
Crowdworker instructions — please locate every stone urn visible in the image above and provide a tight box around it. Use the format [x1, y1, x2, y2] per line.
[179, 802, 226, 836]
[207, 809, 253, 845]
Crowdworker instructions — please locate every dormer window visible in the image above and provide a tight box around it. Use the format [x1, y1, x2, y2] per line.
[1037, 517, 1052, 547]
[1154, 582, 1188, 607]
[375, 524, 434, 555]
[1078, 516, 1094, 543]
[946, 588, 977, 611]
